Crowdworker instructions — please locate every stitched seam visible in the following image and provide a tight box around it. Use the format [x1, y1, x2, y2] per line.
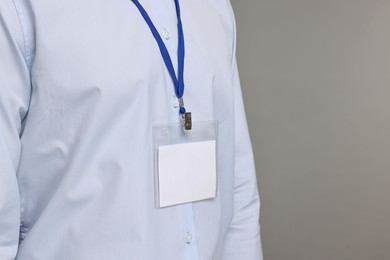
[226, 0, 237, 72]
[12, 0, 32, 71]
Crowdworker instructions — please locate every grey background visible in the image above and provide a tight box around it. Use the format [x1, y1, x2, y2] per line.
[231, 1, 390, 260]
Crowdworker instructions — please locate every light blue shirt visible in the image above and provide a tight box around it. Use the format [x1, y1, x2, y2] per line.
[0, 0, 262, 259]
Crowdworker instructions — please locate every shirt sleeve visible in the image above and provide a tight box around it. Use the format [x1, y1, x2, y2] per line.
[222, 1, 264, 259]
[0, 2, 32, 259]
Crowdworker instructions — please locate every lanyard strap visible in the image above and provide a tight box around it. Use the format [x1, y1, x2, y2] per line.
[131, 0, 187, 115]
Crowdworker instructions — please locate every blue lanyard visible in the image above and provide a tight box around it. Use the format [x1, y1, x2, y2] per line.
[131, 0, 187, 116]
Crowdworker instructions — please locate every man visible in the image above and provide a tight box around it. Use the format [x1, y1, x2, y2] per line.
[0, 0, 262, 259]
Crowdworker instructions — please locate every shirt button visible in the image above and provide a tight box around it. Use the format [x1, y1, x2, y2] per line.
[163, 28, 171, 40]
[185, 232, 193, 244]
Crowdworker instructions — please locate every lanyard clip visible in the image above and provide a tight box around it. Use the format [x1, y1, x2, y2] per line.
[182, 112, 192, 131]
[179, 98, 192, 131]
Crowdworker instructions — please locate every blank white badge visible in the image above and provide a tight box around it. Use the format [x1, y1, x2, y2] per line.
[157, 140, 217, 208]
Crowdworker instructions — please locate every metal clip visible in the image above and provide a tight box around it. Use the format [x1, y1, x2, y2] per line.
[178, 98, 184, 108]
[182, 112, 192, 131]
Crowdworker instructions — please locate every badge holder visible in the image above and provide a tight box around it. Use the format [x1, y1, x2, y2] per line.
[152, 121, 218, 208]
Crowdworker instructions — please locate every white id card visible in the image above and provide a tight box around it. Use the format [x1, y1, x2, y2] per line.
[158, 140, 216, 207]
[153, 121, 218, 208]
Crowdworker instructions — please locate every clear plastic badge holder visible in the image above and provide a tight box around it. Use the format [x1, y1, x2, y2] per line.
[152, 120, 218, 208]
